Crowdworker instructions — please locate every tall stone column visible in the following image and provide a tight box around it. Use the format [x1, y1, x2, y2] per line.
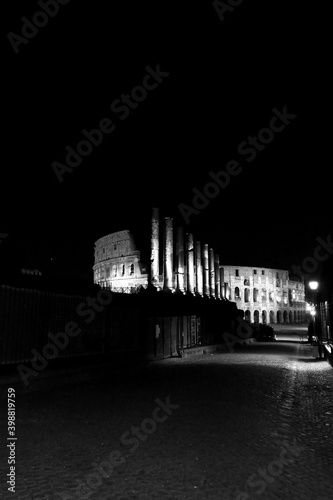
[163, 217, 173, 291]
[176, 226, 185, 292]
[203, 244, 209, 296]
[219, 267, 225, 298]
[150, 207, 159, 287]
[215, 253, 220, 299]
[196, 241, 203, 296]
[186, 233, 195, 294]
[209, 248, 215, 297]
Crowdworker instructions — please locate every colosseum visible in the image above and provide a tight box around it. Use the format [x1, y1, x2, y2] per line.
[93, 209, 306, 323]
[222, 265, 305, 324]
[93, 230, 148, 293]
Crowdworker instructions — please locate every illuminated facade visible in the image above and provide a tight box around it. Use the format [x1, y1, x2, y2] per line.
[93, 210, 306, 324]
[93, 209, 225, 297]
[222, 265, 306, 324]
[93, 230, 148, 293]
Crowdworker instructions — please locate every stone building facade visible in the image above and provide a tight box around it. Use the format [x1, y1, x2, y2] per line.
[93, 210, 306, 324]
[93, 230, 148, 293]
[222, 265, 305, 324]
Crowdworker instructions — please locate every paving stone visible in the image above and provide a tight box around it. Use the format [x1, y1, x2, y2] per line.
[0, 343, 332, 499]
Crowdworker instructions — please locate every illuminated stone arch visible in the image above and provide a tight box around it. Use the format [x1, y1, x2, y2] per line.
[269, 310, 275, 323]
[277, 311, 282, 324]
[262, 310, 267, 324]
[283, 310, 288, 323]
[254, 310, 260, 324]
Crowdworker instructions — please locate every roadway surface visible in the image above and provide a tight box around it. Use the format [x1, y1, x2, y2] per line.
[0, 341, 332, 499]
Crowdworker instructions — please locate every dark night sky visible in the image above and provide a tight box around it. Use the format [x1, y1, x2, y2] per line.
[1, 0, 331, 284]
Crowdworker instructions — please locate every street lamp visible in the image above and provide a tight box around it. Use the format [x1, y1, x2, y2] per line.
[309, 281, 319, 291]
[308, 281, 322, 358]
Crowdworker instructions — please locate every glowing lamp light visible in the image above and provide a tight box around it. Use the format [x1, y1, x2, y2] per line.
[310, 310, 316, 316]
[309, 281, 319, 291]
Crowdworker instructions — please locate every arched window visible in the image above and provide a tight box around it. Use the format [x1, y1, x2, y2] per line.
[121, 264, 125, 276]
[129, 263, 134, 275]
[235, 287, 240, 299]
[244, 288, 250, 302]
[253, 288, 259, 302]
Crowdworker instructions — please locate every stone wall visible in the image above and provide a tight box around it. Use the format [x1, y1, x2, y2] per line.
[93, 230, 148, 291]
[222, 265, 305, 324]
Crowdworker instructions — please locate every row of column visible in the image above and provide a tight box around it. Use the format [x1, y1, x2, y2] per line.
[150, 208, 225, 298]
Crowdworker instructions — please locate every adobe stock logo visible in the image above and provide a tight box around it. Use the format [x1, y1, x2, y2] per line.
[51, 64, 170, 182]
[17, 289, 113, 386]
[213, 0, 245, 23]
[236, 438, 303, 499]
[178, 106, 297, 224]
[223, 316, 254, 353]
[291, 234, 333, 280]
[60, 396, 179, 499]
[7, 0, 71, 54]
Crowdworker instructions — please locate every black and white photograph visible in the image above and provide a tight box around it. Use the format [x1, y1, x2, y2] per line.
[1, 1, 332, 499]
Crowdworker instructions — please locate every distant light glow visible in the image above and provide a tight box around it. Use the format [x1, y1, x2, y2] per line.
[309, 281, 319, 290]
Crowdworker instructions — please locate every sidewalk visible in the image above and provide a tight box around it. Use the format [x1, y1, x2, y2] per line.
[1, 342, 332, 500]
[0, 353, 151, 395]
[0, 344, 230, 394]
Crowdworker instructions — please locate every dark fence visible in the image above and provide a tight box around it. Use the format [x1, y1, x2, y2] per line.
[0, 284, 105, 364]
[0, 283, 239, 365]
[320, 299, 332, 342]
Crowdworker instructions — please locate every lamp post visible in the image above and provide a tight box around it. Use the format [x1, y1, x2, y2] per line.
[309, 309, 316, 344]
[309, 281, 322, 358]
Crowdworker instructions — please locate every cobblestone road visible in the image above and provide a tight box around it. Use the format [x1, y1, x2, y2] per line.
[1, 343, 332, 499]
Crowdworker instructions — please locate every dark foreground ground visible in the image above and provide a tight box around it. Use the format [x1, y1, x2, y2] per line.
[0, 342, 332, 500]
